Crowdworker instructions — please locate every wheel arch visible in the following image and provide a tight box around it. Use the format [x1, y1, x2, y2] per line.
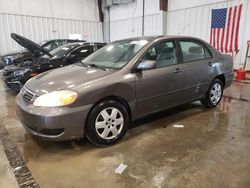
[214, 74, 226, 87]
[84, 95, 132, 131]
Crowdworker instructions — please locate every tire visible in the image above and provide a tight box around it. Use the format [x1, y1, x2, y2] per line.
[85, 100, 129, 147]
[201, 79, 224, 108]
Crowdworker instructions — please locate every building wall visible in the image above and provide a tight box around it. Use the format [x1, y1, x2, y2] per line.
[166, 0, 250, 69]
[107, 0, 250, 69]
[0, 0, 103, 54]
[108, 0, 164, 41]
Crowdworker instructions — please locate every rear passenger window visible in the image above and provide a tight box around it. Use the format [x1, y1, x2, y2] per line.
[180, 41, 211, 62]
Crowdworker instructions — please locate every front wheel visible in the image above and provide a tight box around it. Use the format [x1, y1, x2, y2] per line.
[85, 100, 129, 146]
[201, 79, 223, 108]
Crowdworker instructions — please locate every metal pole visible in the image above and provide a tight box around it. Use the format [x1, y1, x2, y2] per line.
[243, 41, 249, 70]
[108, 6, 110, 43]
[142, 0, 145, 36]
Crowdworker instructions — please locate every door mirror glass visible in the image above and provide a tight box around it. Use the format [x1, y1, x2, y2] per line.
[137, 60, 156, 70]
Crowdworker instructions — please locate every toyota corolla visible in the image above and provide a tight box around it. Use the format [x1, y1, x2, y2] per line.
[16, 36, 234, 146]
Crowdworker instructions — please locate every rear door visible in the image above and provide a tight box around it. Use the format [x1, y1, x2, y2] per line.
[178, 39, 214, 102]
[135, 40, 184, 116]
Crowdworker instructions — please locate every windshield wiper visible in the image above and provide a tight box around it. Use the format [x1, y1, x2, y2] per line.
[77, 61, 89, 67]
[86, 64, 108, 71]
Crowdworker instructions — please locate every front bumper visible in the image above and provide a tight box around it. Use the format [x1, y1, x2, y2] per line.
[0, 61, 5, 69]
[4, 80, 22, 91]
[16, 93, 92, 141]
[2, 70, 22, 91]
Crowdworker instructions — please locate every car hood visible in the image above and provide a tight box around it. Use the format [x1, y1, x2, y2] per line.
[11, 33, 53, 58]
[25, 64, 116, 95]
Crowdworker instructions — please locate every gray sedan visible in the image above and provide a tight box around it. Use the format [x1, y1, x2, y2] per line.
[16, 36, 234, 146]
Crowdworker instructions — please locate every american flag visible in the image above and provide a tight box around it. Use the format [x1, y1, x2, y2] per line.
[210, 4, 243, 53]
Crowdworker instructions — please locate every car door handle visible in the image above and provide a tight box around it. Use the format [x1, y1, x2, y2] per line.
[208, 62, 215, 67]
[174, 68, 182, 73]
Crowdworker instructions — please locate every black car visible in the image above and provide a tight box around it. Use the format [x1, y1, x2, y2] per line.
[2, 34, 106, 91]
[0, 35, 86, 69]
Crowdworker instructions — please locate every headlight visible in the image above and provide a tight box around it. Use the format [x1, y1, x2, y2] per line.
[13, 69, 29, 77]
[33, 90, 78, 107]
[13, 70, 24, 77]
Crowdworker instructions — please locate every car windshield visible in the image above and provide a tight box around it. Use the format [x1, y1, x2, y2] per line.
[81, 39, 149, 69]
[42, 43, 79, 59]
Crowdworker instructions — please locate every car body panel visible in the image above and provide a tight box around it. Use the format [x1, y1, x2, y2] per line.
[181, 59, 212, 102]
[135, 64, 184, 116]
[16, 92, 91, 140]
[16, 35, 234, 140]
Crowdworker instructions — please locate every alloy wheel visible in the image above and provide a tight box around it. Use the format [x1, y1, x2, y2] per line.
[95, 107, 124, 140]
[210, 83, 222, 105]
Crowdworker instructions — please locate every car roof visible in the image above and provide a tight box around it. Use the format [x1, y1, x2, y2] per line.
[41, 39, 86, 43]
[65, 42, 107, 46]
[59, 42, 106, 48]
[114, 35, 207, 43]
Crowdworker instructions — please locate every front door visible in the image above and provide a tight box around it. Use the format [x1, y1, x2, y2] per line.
[135, 40, 184, 116]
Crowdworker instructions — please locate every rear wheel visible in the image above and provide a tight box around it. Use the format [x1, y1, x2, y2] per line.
[85, 100, 129, 146]
[201, 79, 223, 108]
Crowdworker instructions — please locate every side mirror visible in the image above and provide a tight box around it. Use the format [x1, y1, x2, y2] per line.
[137, 60, 156, 71]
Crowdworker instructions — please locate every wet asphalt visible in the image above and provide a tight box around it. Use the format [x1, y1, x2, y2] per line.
[0, 78, 249, 188]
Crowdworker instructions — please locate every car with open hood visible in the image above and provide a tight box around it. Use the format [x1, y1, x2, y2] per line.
[2, 34, 106, 91]
[16, 36, 234, 146]
[0, 33, 86, 69]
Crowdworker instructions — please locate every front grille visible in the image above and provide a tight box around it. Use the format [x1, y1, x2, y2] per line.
[21, 87, 35, 104]
[26, 124, 38, 131]
[40, 128, 64, 136]
[26, 123, 64, 136]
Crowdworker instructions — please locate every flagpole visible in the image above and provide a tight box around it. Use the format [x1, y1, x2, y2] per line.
[241, 0, 249, 69]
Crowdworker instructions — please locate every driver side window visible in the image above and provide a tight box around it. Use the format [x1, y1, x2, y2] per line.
[142, 41, 177, 68]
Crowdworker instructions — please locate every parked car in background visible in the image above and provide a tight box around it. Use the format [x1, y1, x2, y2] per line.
[0, 33, 86, 69]
[3, 36, 106, 91]
[16, 36, 234, 146]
